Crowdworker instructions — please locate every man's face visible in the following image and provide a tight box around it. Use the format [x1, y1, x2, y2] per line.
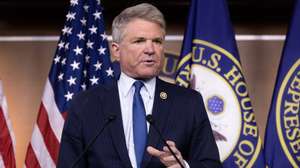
[112, 19, 165, 79]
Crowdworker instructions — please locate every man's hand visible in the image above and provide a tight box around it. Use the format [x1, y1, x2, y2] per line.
[147, 140, 186, 168]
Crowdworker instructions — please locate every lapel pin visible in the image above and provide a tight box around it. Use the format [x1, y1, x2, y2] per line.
[160, 91, 167, 100]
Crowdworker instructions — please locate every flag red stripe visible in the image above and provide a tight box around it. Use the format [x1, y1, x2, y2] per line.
[62, 112, 67, 120]
[24, 144, 41, 168]
[0, 107, 16, 168]
[36, 103, 60, 165]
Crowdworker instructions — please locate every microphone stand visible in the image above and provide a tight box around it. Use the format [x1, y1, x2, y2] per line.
[146, 115, 185, 168]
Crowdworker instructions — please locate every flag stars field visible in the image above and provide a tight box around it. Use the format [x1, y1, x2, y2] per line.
[70, 60, 80, 70]
[93, 10, 102, 20]
[98, 46, 106, 55]
[64, 91, 74, 101]
[94, 61, 102, 71]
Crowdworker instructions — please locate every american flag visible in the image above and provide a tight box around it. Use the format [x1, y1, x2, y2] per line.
[0, 80, 16, 168]
[24, 0, 115, 167]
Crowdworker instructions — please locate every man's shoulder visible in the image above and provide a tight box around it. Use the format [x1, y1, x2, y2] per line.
[72, 80, 117, 102]
[158, 78, 201, 98]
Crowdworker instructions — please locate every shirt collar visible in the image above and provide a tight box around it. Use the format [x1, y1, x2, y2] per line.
[118, 72, 156, 99]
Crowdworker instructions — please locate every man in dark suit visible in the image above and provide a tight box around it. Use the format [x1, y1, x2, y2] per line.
[57, 3, 221, 168]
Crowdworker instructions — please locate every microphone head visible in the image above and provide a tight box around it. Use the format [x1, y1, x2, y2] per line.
[146, 114, 154, 124]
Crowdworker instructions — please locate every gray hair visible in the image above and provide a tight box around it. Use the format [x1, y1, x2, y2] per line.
[112, 3, 166, 43]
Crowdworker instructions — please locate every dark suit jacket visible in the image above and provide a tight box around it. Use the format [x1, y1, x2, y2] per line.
[57, 78, 221, 168]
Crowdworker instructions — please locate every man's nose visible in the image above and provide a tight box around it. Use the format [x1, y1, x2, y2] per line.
[144, 41, 155, 55]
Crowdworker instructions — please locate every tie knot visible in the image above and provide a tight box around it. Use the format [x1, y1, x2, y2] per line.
[133, 81, 144, 92]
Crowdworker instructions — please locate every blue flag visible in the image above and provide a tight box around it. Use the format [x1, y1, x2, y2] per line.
[264, 0, 300, 167]
[175, 0, 265, 167]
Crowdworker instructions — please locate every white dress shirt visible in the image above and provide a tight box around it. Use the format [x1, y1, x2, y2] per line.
[117, 72, 189, 168]
[118, 72, 156, 168]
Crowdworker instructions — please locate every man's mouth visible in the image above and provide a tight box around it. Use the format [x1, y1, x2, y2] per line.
[142, 59, 155, 65]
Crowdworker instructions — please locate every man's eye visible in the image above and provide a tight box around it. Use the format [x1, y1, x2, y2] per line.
[134, 39, 145, 43]
[152, 38, 163, 44]
[154, 40, 162, 44]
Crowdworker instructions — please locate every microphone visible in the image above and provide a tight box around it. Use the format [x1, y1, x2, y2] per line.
[146, 115, 185, 168]
[70, 114, 116, 168]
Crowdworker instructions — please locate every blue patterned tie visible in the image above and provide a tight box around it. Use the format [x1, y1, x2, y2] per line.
[133, 81, 147, 168]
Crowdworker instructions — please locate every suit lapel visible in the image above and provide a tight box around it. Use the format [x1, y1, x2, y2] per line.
[142, 78, 173, 168]
[103, 81, 132, 168]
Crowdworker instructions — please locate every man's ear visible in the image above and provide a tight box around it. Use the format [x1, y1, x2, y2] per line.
[111, 42, 120, 61]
